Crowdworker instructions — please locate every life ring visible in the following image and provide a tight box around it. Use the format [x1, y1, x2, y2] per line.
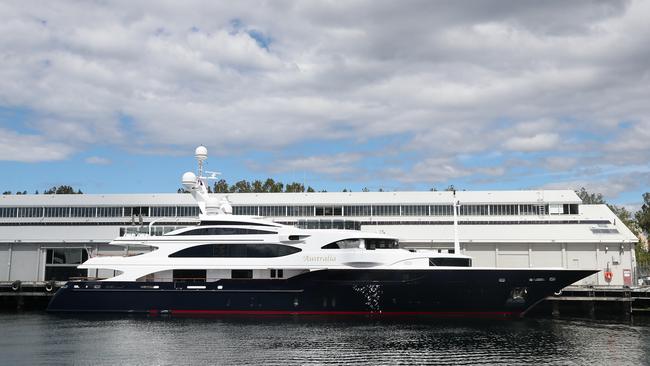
[554, 290, 562, 296]
[11, 280, 21, 291]
[45, 281, 54, 292]
[604, 271, 613, 282]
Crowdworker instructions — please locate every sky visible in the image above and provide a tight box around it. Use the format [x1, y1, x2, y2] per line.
[0, 1, 649, 209]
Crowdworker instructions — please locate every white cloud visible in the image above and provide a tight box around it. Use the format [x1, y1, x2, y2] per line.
[503, 133, 560, 152]
[0, 128, 75, 162]
[84, 156, 111, 165]
[0, 0, 648, 202]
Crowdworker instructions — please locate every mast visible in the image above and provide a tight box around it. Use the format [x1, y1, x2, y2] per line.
[181, 146, 231, 216]
[453, 190, 460, 255]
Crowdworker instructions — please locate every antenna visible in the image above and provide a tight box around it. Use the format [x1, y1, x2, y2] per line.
[453, 191, 460, 255]
[195, 145, 208, 178]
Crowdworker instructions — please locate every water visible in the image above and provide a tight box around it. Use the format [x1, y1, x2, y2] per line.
[2, 313, 650, 365]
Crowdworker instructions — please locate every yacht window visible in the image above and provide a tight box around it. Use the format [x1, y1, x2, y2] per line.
[176, 227, 276, 235]
[365, 239, 399, 250]
[429, 258, 472, 267]
[232, 269, 253, 279]
[270, 269, 276, 278]
[169, 244, 301, 258]
[322, 239, 362, 249]
[199, 220, 278, 227]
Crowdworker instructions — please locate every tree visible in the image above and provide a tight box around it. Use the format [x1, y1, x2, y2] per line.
[44, 185, 82, 194]
[2, 191, 11, 195]
[213, 179, 229, 193]
[636, 192, 650, 235]
[576, 187, 605, 204]
[608, 204, 639, 236]
[306, 186, 315, 193]
[285, 182, 304, 193]
[252, 180, 264, 193]
[230, 180, 252, 193]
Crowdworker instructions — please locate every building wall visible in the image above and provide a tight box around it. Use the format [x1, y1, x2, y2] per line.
[0, 243, 10, 281]
[8, 244, 41, 282]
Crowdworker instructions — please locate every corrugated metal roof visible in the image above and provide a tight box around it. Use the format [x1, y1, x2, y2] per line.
[0, 189, 581, 206]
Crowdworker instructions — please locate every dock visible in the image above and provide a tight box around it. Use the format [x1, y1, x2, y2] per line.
[529, 286, 650, 318]
[0, 281, 63, 310]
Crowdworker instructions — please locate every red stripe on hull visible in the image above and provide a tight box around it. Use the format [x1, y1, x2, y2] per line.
[169, 309, 519, 318]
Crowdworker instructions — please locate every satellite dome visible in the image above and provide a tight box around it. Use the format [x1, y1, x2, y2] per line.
[182, 171, 197, 185]
[195, 145, 208, 160]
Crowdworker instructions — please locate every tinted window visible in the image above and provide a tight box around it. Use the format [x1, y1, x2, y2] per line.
[177, 228, 275, 235]
[429, 258, 472, 267]
[200, 220, 277, 227]
[232, 269, 253, 279]
[170, 244, 301, 258]
[365, 239, 399, 250]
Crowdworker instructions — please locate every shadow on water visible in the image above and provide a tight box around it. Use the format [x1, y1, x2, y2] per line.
[2, 311, 650, 365]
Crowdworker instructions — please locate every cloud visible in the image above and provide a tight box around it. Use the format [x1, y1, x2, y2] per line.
[266, 153, 364, 177]
[84, 156, 111, 165]
[503, 133, 560, 152]
[0, 0, 648, 202]
[0, 128, 75, 162]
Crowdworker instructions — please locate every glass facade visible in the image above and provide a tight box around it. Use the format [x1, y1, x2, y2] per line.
[0, 202, 577, 220]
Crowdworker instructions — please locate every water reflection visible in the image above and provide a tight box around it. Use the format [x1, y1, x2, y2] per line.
[1, 313, 649, 365]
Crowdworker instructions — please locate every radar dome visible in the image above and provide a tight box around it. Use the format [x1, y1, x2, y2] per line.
[182, 171, 197, 185]
[195, 145, 208, 161]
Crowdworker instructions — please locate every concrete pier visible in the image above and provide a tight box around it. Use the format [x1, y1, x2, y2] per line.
[529, 286, 650, 318]
[0, 281, 63, 310]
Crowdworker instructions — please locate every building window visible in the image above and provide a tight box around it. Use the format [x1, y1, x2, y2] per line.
[70, 207, 96, 217]
[0, 207, 18, 218]
[315, 206, 342, 216]
[343, 205, 372, 216]
[401, 205, 428, 216]
[97, 207, 123, 217]
[177, 206, 199, 217]
[371, 205, 400, 216]
[259, 206, 286, 217]
[17, 207, 43, 218]
[125, 206, 149, 217]
[233, 206, 258, 216]
[287, 205, 315, 217]
[44, 207, 70, 217]
[151, 206, 176, 217]
[430, 205, 453, 216]
[44, 248, 89, 281]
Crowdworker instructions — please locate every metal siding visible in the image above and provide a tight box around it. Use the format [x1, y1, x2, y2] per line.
[463, 243, 496, 267]
[9, 244, 41, 281]
[0, 244, 9, 280]
[531, 244, 563, 267]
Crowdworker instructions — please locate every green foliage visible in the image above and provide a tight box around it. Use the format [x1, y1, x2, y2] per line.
[202, 178, 317, 193]
[43, 185, 82, 194]
[575, 187, 605, 204]
[636, 193, 650, 235]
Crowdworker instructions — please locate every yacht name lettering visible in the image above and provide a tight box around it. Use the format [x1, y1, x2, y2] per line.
[303, 255, 336, 262]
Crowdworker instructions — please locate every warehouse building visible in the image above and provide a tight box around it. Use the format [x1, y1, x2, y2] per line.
[0, 189, 638, 286]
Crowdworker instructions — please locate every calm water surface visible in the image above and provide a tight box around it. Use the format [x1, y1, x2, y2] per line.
[2, 312, 649, 365]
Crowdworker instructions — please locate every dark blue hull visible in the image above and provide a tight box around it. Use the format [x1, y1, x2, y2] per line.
[47, 269, 597, 317]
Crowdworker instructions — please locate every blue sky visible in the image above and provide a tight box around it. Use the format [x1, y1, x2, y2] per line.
[1, 1, 649, 209]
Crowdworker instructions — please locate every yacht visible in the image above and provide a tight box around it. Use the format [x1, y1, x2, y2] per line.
[47, 147, 597, 317]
